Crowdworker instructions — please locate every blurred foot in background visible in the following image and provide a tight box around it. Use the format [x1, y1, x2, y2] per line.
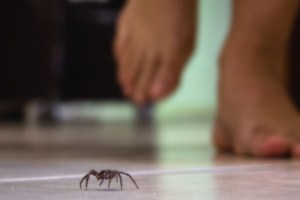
[114, 0, 196, 105]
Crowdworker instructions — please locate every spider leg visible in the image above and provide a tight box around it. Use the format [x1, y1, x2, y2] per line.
[118, 172, 123, 190]
[120, 172, 139, 189]
[108, 177, 112, 189]
[116, 174, 119, 183]
[85, 175, 90, 190]
[79, 174, 90, 190]
[99, 178, 104, 186]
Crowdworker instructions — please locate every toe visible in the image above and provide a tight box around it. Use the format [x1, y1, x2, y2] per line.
[250, 135, 290, 157]
[292, 145, 300, 158]
[117, 44, 133, 86]
[149, 61, 181, 101]
[133, 53, 159, 105]
[213, 121, 232, 152]
[125, 48, 144, 97]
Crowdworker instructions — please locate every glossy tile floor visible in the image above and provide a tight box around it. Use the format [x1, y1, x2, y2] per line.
[0, 119, 300, 200]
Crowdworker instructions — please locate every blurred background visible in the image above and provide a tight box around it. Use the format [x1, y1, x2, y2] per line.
[2, 2, 300, 200]
[0, 0, 231, 162]
[0, 0, 232, 122]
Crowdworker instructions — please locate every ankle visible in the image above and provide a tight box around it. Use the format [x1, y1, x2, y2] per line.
[219, 40, 286, 77]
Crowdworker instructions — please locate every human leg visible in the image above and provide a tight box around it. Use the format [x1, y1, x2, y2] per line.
[214, 0, 300, 157]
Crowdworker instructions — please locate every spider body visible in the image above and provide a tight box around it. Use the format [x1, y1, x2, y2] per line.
[80, 169, 139, 190]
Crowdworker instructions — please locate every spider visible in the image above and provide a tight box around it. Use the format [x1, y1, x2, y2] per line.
[80, 169, 139, 190]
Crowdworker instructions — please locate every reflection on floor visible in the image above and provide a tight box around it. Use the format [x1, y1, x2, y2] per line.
[0, 119, 299, 200]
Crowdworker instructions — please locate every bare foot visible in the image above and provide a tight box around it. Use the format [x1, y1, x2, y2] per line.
[213, 0, 300, 158]
[214, 50, 300, 157]
[114, 0, 196, 105]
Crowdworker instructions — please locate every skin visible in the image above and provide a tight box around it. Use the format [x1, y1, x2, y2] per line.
[214, 0, 300, 157]
[114, 0, 300, 157]
[114, 0, 196, 105]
